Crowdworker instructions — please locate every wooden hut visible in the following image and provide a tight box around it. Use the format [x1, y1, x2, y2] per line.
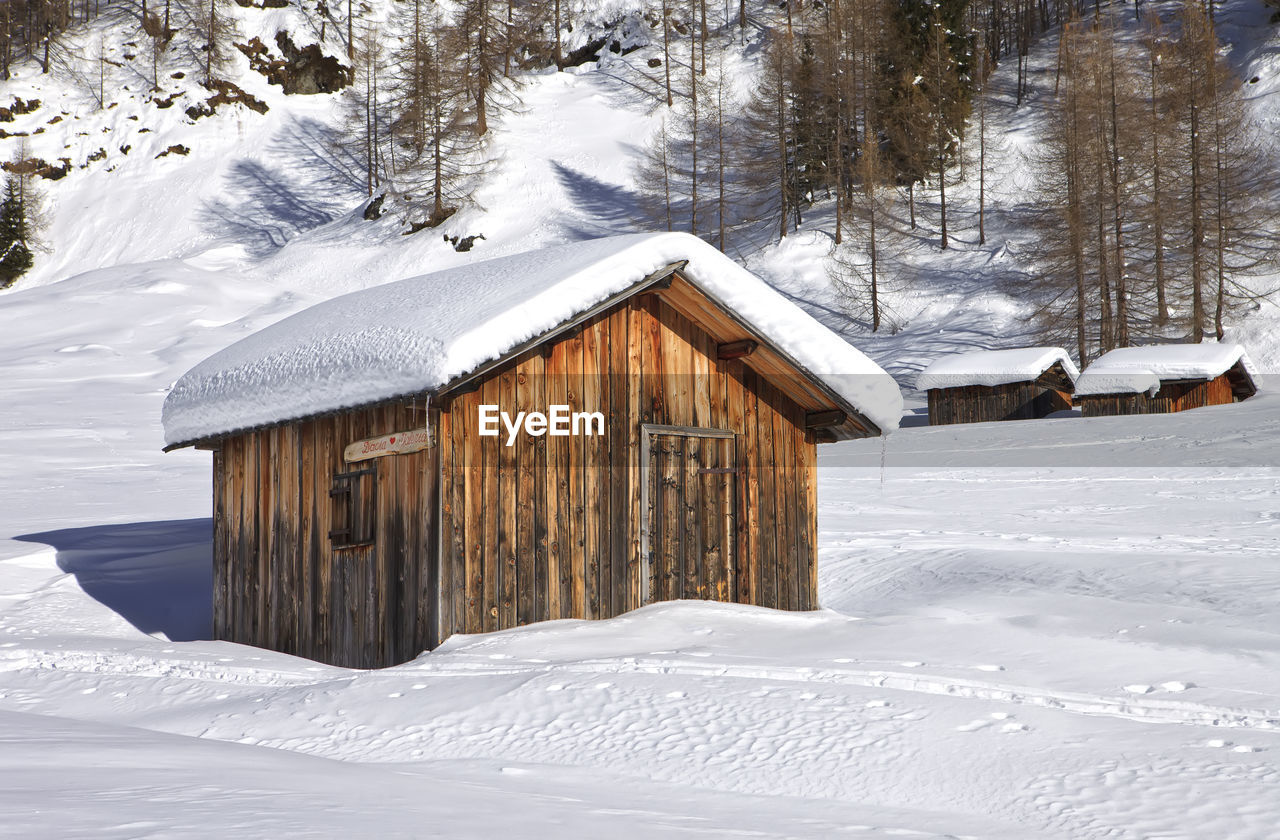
[1075, 344, 1258, 417]
[916, 347, 1079, 426]
[162, 232, 902, 668]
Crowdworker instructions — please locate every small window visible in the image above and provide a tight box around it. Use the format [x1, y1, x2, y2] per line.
[329, 463, 377, 548]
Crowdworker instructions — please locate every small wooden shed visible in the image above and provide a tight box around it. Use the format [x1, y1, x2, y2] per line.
[916, 347, 1079, 426]
[1075, 343, 1258, 417]
[162, 233, 902, 668]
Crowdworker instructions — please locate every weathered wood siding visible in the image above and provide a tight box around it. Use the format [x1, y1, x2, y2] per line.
[213, 402, 438, 668]
[436, 293, 818, 641]
[213, 288, 824, 668]
[927, 380, 1072, 426]
[1078, 372, 1235, 417]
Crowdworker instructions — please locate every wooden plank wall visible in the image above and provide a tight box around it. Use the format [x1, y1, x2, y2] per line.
[1079, 373, 1235, 417]
[927, 381, 1071, 426]
[438, 294, 818, 641]
[214, 292, 822, 667]
[213, 401, 438, 668]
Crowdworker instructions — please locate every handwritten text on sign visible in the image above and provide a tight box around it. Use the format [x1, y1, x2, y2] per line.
[343, 429, 432, 463]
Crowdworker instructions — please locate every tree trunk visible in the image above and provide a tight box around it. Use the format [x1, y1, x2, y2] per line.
[978, 90, 986, 245]
[1210, 44, 1227, 340]
[699, 0, 708, 76]
[1107, 38, 1128, 346]
[554, 0, 563, 70]
[1189, 91, 1205, 341]
[1150, 39, 1167, 325]
[777, 69, 788, 239]
[206, 0, 216, 83]
[662, 2, 672, 106]
[689, 7, 698, 235]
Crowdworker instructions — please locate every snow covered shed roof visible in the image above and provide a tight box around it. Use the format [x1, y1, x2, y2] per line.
[915, 347, 1080, 392]
[1075, 343, 1259, 397]
[163, 232, 903, 448]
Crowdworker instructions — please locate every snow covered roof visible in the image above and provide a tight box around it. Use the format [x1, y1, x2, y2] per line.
[1075, 343, 1258, 397]
[915, 347, 1079, 391]
[163, 232, 903, 447]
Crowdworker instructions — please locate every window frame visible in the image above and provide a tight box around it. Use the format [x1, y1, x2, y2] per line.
[329, 462, 377, 549]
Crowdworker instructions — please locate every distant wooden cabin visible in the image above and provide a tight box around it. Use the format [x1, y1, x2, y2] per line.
[162, 233, 902, 668]
[916, 348, 1079, 426]
[1075, 344, 1258, 417]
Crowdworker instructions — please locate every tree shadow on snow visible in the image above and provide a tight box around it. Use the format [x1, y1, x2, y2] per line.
[200, 116, 368, 258]
[201, 160, 337, 257]
[550, 159, 648, 239]
[14, 519, 213, 642]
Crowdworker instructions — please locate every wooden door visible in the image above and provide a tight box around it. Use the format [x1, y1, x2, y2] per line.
[328, 463, 377, 667]
[641, 426, 737, 605]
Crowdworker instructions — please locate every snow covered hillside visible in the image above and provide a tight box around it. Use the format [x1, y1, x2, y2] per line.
[1, 0, 1279, 836]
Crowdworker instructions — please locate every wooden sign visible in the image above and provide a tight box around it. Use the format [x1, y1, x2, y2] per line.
[344, 428, 431, 463]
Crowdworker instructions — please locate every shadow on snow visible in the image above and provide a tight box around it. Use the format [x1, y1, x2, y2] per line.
[199, 116, 368, 258]
[14, 518, 213, 642]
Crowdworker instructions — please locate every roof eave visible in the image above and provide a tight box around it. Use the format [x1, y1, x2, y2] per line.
[660, 270, 884, 440]
[164, 255, 892, 450]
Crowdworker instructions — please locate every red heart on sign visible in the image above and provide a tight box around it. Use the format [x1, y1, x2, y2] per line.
[389, 436, 396, 443]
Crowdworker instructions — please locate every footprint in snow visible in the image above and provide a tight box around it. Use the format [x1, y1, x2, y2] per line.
[956, 719, 993, 732]
[973, 664, 1005, 672]
[1123, 684, 1154, 695]
[1001, 722, 1029, 733]
[865, 700, 890, 708]
[900, 661, 925, 668]
[1233, 745, 1264, 753]
[1160, 681, 1195, 692]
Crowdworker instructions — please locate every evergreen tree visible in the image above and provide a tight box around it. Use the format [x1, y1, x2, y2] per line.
[878, 0, 969, 234]
[0, 176, 34, 289]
